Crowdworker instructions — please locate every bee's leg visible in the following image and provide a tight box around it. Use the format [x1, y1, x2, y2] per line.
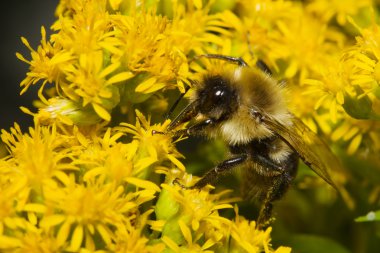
[169, 119, 215, 138]
[200, 53, 271, 74]
[197, 54, 248, 67]
[251, 154, 285, 176]
[245, 153, 285, 228]
[167, 101, 198, 131]
[192, 154, 248, 189]
[256, 154, 298, 229]
[255, 59, 272, 75]
[257, 173, 292, 229]
[165, 85, 191, 120]
[245, 31, 272, 75]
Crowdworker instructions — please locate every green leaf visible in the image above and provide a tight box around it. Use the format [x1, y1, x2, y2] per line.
[355, 210, 380, 222]
[287, 234, 350, 253]
[342, 86, 380, 120]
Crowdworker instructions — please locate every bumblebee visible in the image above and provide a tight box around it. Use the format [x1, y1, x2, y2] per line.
[161, 54, 339, 228]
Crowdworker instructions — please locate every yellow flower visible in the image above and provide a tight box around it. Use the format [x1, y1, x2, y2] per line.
[0, 122, 79, 192]
[331, 118, 380, 155]
[232, 0, 347, 82]
[0, 161, 30, 236]
[16, 26, 74, 101]
[40, 175, 158, 251]
[21, 97, 102, 126]
[61, 50, 133, 121]
[75, 127, 138, 185]
[17, 0, 242, 126]
[51, 0, 111, 55]
[155, 181, 288, 252]
[271, 14, 344, 80]
[306, 0, 372, 25]
[50, 0, 135, 121]
[155, 182, 234, 250]
[341, 17, 380, 101]
[118, 110, 185, 176]
[2, 227, 61, 253]
[296, 14, 380, 158]
[234, 0, 301, 59]
[108, 10, 186, 100]
[303, 62, 349, 123]
[230, 214, 291, 253]
[111, 210, 165, 252]
[169, 1, 233, 55]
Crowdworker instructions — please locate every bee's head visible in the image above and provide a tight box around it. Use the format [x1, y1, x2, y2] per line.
[167, 74, 239, 131]
[195, 75, 238, 120]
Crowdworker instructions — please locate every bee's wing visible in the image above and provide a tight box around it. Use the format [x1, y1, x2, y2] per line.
[263, 114, 339, 189]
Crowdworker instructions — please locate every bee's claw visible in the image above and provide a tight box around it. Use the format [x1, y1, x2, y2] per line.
[257, 216, 275, 230]
[152, 130, 166, 135]
[173, 178, 190, 189]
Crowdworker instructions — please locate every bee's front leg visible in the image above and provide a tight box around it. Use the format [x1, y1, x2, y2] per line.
[153, 119, 215, 138]
[168, 119, 215, 138]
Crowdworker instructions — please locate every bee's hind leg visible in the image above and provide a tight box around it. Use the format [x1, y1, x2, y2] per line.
[257, 173, 293, 229]
[257, 175, 284, 229]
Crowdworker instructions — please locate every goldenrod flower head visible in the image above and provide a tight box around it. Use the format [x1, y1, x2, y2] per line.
[303, 64, 349, 123]
[111, 213, 166, 252]
[21, 97, 102, 126]
[271, 14, 344, 80]
[154, 182, 231, 251]
[3, 227, 61, 253]
[331, 117, 380, 156]
[16, 26, 74, 98]
[306, 0, 372, 25]
[0, 163, 30, 235]
[118, 110, 185, 174]
[341, 17, 380, 101]
[300, 15, 380, 158]
[81, 140, 135, 184]
[40, 176, 158, 251]
[51, 0, 110, 55]
[61, 51, 128, 121]
[155, 183, 290, 252]
[1, 122, 78, 191]
[230, 214, 291, 253]
[235, 0, 303, 58]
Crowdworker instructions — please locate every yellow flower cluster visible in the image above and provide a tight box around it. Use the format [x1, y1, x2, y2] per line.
[2, 0, 380, 252]
[0, 118, 289, 251]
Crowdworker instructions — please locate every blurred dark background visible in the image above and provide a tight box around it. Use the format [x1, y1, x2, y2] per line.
[0, 0, 58, 131]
